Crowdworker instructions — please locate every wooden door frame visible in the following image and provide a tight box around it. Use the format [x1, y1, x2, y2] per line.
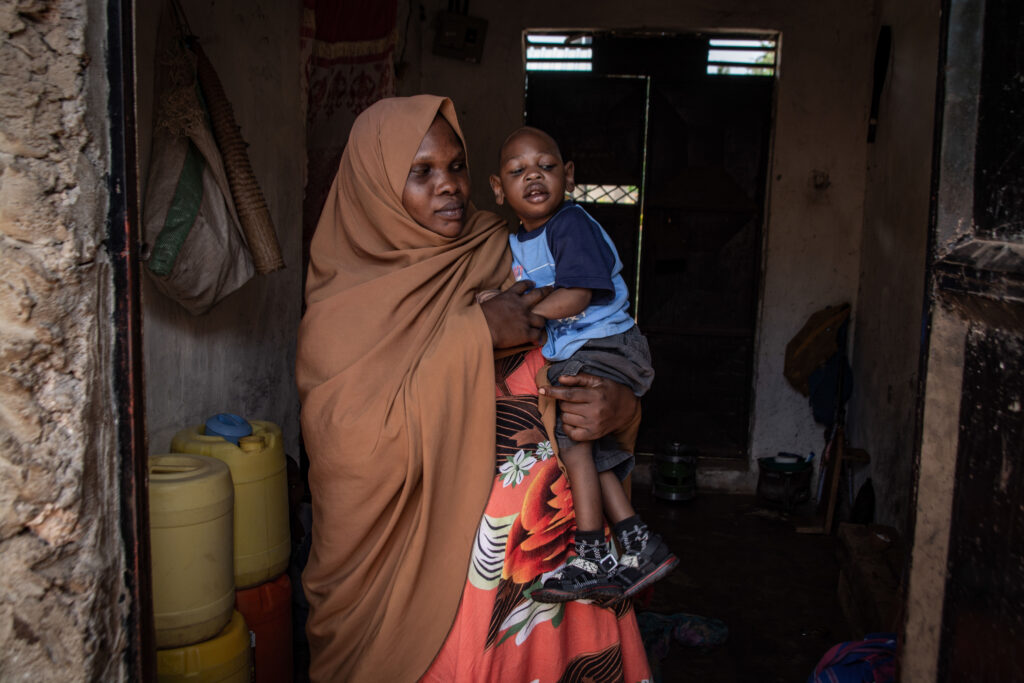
[903, 0, 978, 675]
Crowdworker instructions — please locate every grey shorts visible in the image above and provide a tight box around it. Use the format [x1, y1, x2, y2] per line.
[548, 326, 654, 480]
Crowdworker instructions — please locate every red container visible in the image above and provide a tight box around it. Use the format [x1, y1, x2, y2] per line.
[235, 573, 293, 683]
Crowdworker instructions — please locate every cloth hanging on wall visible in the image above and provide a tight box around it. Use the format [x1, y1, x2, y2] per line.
[784, 304, 851, 396]
[784, 303, 853, 428]
[300, 0, 398, 279]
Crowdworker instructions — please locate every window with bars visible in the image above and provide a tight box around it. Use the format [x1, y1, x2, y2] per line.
[525, 33, 593, 72]
[706, 37, 777, 77]
[568, 184, 639, 205]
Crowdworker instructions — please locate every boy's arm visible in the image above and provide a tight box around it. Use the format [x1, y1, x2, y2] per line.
[532, 287, 591, 320]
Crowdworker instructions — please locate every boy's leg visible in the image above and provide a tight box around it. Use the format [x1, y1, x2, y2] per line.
[573, 431, 674, 596]
[597, 460, 679, 599]
[532, 440, 621, 604]
[562, 441, 603, 532]
[599, 469, 636, 525]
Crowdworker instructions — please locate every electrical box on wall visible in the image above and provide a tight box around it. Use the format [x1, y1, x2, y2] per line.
[433, 11, 487, 63]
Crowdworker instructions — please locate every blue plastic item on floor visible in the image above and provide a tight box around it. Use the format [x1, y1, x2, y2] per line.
[204, 413, 252, 445]
[807, 633, 897, 683]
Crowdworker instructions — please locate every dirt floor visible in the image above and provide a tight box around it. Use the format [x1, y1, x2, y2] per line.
[631, 489, 852, 683]
[288, 474, 853, 682]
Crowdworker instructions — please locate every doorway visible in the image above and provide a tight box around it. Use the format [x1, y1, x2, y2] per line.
[524, 31, 777, 457]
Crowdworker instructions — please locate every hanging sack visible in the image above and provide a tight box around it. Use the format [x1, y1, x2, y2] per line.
[141, 34, 254, 315]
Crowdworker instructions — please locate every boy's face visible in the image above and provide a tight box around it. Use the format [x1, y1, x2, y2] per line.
[489, 129, 575, 231]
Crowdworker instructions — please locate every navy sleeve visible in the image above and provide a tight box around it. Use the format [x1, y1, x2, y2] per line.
[546, 206, 617, 297]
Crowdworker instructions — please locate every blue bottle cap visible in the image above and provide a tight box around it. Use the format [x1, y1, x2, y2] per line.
[204, 413, 252, 445]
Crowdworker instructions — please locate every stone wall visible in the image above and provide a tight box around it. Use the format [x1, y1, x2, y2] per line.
[0, 1, 126, 680]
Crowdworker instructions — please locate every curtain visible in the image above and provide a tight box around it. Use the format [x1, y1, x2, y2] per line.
[301, 0, 398, 276]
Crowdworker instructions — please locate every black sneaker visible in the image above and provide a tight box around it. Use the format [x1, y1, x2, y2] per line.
[531, 554, 622, 603]
[611, 533, 678, 597]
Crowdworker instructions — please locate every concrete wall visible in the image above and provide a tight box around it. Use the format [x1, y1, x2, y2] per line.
[846, 0, 940, 533]
[135, 1, 304, 458]
[0, 1, 127, 680]
[397, 0, 875, 489]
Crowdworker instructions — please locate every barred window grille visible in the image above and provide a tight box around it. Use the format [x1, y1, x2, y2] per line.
[569, 184, 639, 205]
[706, 38, 777, 77]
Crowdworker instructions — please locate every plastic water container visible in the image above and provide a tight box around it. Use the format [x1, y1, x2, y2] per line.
[171, 420, 290, 588]
[149, 453, 235, 649]
[157, 610, 252, 682]
[236, 573, 293, 683]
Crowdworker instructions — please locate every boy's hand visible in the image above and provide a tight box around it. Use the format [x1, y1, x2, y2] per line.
[479, 281, 548, 348]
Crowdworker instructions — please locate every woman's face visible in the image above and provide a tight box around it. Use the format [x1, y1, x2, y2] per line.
[401, 115, 471, 238]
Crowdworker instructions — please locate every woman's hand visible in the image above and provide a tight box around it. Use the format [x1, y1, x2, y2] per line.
[479, 281, 548, 348]
[539, 372, 640, 441]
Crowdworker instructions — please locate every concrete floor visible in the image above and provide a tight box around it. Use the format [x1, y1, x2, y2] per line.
[631, 489, 851, 683]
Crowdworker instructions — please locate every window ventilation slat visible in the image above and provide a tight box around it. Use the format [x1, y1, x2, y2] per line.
[526, 33, 593, 72]
[706, 37, 777, 77]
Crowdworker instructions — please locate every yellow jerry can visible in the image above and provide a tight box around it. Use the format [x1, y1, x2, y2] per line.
[157, 610, 252, 682]
[171, 420, 290, 588]
[149, 453, 235, 648]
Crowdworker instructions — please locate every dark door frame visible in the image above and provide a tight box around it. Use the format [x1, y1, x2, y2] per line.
[905, 0, 1024, 678]
[106, 0, 155, 678]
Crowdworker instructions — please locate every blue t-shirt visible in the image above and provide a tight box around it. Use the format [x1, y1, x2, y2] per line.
[508, 203, 634, 361]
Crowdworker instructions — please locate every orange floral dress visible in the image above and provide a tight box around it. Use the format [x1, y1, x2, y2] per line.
[421, 349, 652, 683]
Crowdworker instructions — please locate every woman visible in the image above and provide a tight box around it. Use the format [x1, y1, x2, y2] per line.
[296, 95, 651, 682]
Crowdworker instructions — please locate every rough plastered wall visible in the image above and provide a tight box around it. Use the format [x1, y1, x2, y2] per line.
[136, 0, 303, 457]
[398, 0, 874, 490]
[846, 0, 940, 534]
[0, 1, 127, 681]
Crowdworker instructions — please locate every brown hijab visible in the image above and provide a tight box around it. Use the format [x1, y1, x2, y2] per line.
[295, 95, 511, 682]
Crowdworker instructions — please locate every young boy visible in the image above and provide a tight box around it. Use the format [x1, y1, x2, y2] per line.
[487, 127, 678, 603]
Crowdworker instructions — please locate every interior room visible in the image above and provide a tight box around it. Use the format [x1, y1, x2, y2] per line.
[132, 1, 926, 676]
[2, 0, 1021, 680]
[133, 0, 928, 530]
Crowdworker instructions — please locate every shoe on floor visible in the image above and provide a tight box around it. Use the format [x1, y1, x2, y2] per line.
[612, 532, 678, 598]
[531, 554, 622, 603]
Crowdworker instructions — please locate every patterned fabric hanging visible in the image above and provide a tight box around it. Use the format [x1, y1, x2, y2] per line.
[300, 0, 398, 281]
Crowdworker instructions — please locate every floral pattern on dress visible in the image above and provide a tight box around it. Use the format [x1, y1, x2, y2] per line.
[503, 456, 575, 584]
[421, 349, 651, 683]
[486, 405, 577, 649]
[499, 449, 539, 487]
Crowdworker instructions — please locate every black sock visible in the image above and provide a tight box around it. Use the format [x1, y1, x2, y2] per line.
[613, 516, 649, 554]
[574, 529, 608, 561]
